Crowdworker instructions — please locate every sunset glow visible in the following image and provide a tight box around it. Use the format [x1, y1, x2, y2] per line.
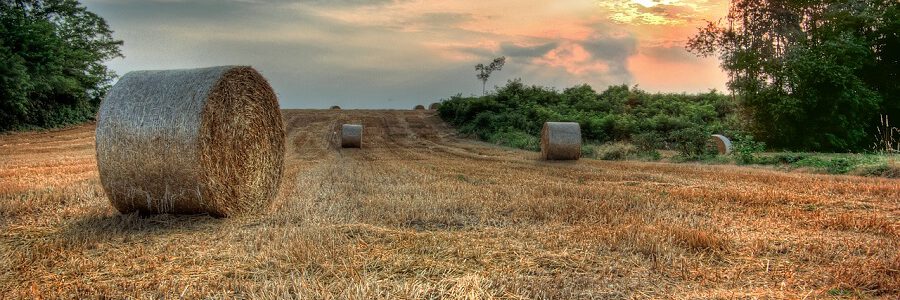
[83, 0, 730, 108]
[632, 0, 661, 8]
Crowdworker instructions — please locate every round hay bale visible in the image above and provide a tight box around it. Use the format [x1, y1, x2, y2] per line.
[414, 105, 425, 110]
[541, 122, 581, 160]
[341, 124, 363, 148]
[95, 66, 285, 217]
[330, 105, 341, 110]
[710, 134, 733, 154]
[429, 102, 441, 110]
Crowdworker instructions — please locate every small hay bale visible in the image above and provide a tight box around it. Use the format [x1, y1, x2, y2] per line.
[330, 105, 341, 110]
[710, 134, 733, 154]
[429, 102, 441, 110]
[414, 105, 425, 110]
[341, 124, 363, 148]
[95, 66, 285, 217]
[541, 122, 581, 160]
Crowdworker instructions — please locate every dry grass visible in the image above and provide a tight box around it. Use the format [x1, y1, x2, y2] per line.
[1, 109, 898, 299]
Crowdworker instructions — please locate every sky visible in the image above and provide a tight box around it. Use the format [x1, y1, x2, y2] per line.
[82, 0, 731, 109]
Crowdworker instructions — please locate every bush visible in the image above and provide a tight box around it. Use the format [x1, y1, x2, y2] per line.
[772, 153, 808, 164]
[489, 129, 539, 151]
[793, 156, 861, 174]
[855, 162, 900, 178]
[670, 127, 712, 159]
[632, 132, 663, 152]
[594, 142, 637, 161]
[581, 145, 596, 158]
[731, 134, 766, 164]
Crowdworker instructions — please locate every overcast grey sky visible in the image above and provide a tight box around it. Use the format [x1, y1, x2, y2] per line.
[83, 0, 729, 109]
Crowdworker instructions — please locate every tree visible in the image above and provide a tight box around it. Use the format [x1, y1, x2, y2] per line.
[688, 0, 899, 151]
[0, 0, 123, 131]
[475, 56, 506, 96]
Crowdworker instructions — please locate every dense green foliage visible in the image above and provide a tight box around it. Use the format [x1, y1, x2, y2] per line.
[688, 0, 899, 152]
[438, 80, 739, 158]
[751, 152, 898, 177]
[0, 0, 122, 131]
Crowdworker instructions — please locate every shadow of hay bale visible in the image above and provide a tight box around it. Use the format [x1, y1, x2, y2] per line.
[63, 212, 222, 237]
[51, 212, 222, 250]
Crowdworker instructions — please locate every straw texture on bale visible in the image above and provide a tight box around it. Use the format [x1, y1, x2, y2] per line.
[429, 103, 441, 110]
[341, 124, 363, 148]
[95, 66, 285, 217]
[710, 134, 733, 155]
[414, 105, 426, 110]
[330, 105, 341, 110]
[541, 122, 582, 160]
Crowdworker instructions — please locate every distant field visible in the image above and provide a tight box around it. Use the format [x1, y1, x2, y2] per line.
[1, 109, 898, 298]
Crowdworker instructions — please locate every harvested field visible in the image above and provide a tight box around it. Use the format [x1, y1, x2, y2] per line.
[1, 109, 899, 299]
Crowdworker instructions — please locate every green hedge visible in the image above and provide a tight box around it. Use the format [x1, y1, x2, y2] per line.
[438, 80, 741, 158]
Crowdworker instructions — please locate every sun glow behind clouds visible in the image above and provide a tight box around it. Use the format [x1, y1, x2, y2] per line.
[602, 0, 720, 25]
[632, 0, 660, 8]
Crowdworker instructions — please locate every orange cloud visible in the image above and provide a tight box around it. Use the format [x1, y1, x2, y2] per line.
[534, 43, 610, 75]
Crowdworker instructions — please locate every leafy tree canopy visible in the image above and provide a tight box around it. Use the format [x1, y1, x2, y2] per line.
[1, 0, 122, 131]
[688, 0, 899, 151]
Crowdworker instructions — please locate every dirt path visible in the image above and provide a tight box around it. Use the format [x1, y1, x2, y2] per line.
[1, 109, 898, 299]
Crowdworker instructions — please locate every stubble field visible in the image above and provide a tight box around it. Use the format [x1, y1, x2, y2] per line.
[1, 109, 898, 299]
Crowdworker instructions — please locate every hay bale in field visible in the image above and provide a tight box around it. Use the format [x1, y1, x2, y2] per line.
[541, 122, 582, 160]
[710, 134, 733, 155]
[95, 66, 285, 217]
[414, 105, 425, 110]
[429, 103, 441, 110]
[330, 105, 341, 110]
[341, 124, 363, 148]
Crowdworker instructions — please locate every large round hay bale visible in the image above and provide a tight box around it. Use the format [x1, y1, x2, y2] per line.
[330, 105, 341, 110]
[341, 124, 363, 148]
[429, 103, 441, 110]
[95, 66, 285, 217]
[541, 122, 581, 160]
[710, 134, 733, 154]
[414, 105, 425, 110]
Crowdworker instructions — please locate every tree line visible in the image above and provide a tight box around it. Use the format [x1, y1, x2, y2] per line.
[688, 0, 899, 152]
[0, 0, 121, 131]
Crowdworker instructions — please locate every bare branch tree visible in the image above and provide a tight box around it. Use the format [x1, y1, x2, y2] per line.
[475, 56, 506, 96]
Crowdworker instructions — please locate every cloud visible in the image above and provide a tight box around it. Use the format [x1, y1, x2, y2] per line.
[83, 0, 729, 108]
[598, 0, 713, 25]
[405, 12, 475, 28]
[640, 44, 700, 63]
[500, 42, 559, 58]
[292, 0, 401, 7]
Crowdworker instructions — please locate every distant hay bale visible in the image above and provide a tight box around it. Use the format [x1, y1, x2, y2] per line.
[429, 103, 441, 110]
[95, 66, 285, 217]
[341, 124, 363, 148]
[414, 105, 425, 110]
[541, 122, 582, 160]
[710, 134, 733, 154]
[330, 105, 341, 110]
